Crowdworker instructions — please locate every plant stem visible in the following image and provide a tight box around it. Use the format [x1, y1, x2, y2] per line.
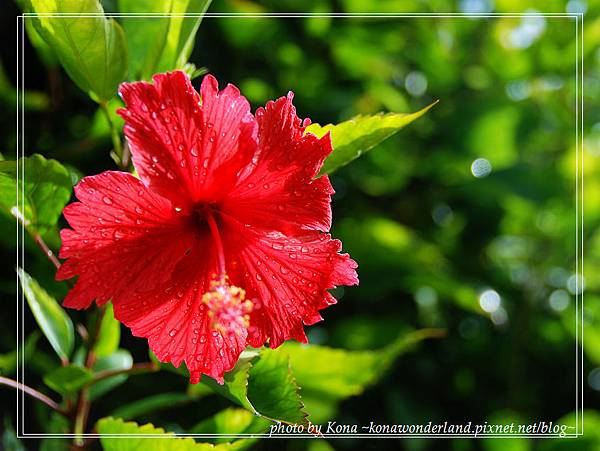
[72, 306, 105, 447]
[99, 101, 126, 169]
[34, 233, 61, 270]
[0, 376, 68, 417]
[90, 362, 159, 384]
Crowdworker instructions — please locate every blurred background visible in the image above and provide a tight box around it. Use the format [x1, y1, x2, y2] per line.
[1, 0, 600, 450]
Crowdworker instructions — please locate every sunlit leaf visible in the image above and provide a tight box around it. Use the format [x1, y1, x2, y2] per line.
[17, 269, 74, 362]
[307, 101, 437, 175]
[118, 0, 212, 80]
[0, 154, 71, 235]
[26, 0, 127, 102]
[44, 364, 93, 394]
[190, 407, 269, 448]
[93, 304, 121, 358]
[97, 417, 251, 450]
[281, 329, 443, 422]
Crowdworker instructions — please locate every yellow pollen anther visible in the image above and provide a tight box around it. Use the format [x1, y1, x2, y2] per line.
[202, 275, 253, 334]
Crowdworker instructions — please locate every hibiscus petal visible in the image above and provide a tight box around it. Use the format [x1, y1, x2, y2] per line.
[118, 71, 257, 208]
[223, 94, 334, 236]
[222, 218, 358, 348]
[56, 171, 192, 310]
[113, 254, 247, 384]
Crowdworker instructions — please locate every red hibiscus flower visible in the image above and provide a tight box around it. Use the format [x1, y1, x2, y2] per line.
[56, 71, 358, 384]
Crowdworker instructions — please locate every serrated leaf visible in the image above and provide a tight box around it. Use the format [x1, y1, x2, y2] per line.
[0, 154, 72, 235]
[118, 0, 211, 80]
[97, 417, 249, 450]
[306, 102, 437, 175]
[26, 0, 127, 102]
[44, 365, 93, 394]
[155, 348, 306, 425]
[93, 304, 121, 357]
[202, 348, 306, 425]
[89, 349, 133, 400]
[17, 269, 74, 362]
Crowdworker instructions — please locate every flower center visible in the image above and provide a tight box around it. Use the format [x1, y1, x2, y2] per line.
[194, 206, 253, 333]
[202, 276, 253, 334]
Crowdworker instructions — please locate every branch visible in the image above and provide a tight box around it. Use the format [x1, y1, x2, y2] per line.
[90, 362, 159, 384]
[34, 233, 61, 270]
[0, 376, 68, 417]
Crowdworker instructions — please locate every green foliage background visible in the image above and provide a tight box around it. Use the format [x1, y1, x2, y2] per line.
[1, 0, 599, 450]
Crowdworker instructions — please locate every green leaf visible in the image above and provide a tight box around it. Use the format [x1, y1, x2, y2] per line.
[118, 0, 211, 80]
[191, 407, 270, 436]
[26, 0, 127, 102]
[154, 348, 306, 424]
[202, 348, 306, 425]
[89, 349, 133, 400]
[17, 269, 74, 363]
[0, 154, 72, 235]
[111, 392, 192, 420]
[0, 331, 40, 376]
[2, 417, 26, 451]
[44, 365, 93, 394]
[281, 329, 444, 422]
[190, 408, 269, 449]
[97, 417, 249, 450]
[306, 101, 437, 175]
[93, 304, 121, 357]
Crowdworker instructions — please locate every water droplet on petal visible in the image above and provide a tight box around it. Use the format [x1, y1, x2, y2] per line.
[263, 183, 270, 190]
[280, 266, 289, 274]
[256, 273, 263, 281]
[272, 243, 283, 250]
[169, 329, 176, 337]
[102, 196, 113, 205]
[200, 335, 207, 343]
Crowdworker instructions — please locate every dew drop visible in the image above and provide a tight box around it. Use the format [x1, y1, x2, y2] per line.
[272, 243, 283, 250]
[151, 111, 158, 119]
[280, 266, 289, 275]
[289, 253, 297, 259]
[256, 273, 263, 281]
[179, 159, 187, 168]
[247, 183, 255, 189]
[190, 147, 199, 157]
[263, 183, 270, 190]
[200, 335, 207, 343]
[169, 329, 176, 337]
[301, 246, 309, 253]
[102, 196, 113, 205]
